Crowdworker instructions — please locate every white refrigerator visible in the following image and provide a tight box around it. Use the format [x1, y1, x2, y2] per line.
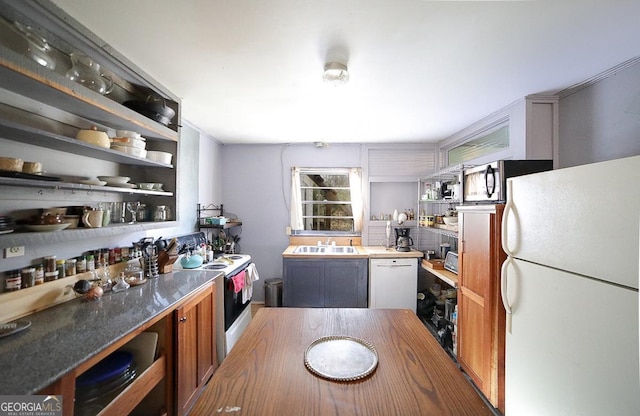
[501, 155, 640, 416]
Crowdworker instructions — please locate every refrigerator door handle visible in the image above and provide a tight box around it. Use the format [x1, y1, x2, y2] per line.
[501, 179, 514, 257]
[501, 256, 513, 333]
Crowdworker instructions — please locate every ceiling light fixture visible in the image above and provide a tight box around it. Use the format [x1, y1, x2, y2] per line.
[323, 62, 349, 86]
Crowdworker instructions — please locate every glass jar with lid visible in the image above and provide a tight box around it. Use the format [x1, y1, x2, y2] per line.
[153, 205, 169, 221]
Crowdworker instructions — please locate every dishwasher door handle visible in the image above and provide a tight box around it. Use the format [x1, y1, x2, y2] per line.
[376, 264, 412, 268]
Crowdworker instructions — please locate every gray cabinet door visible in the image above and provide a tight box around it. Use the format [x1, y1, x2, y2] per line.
[324, 259, 368, 308]
[283, 258, 368, 308]
[283, 259, 323, 307]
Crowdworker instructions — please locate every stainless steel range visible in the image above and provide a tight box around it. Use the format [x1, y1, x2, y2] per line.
[171, 233, 254, 362]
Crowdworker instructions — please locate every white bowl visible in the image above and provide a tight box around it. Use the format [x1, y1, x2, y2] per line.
[146, 151, 172, 164]
[115, 130, 141, 139]
[97, 175, 130, 185]
[111, 145, 147, 158]
[138, 183, 155, 190]
[110, 136, 146, 149]
[443, 216, 458, 226]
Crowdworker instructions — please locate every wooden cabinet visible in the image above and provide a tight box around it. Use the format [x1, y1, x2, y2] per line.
[457, 204, 506, 413]
[39, 315, 172, 416]
[175, 283, 217, 416]
[283, 258, 368, 307]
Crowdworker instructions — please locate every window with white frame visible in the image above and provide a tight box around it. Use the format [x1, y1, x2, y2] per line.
[290, 167, 363, 233]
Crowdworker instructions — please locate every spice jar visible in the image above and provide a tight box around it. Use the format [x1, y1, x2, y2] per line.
[86, 254, 95, 271]
[5, 270, 21, 291]
[44, 255, 57, 273]
[76, 255, 86, 274]
[56, 259, 66, 279]
[21, 267, 36, 288]
[65, 258, 77, 276]
[44, 270, 59, 282]
[153, 205, 168, 221]
[34, 264, 44, 285]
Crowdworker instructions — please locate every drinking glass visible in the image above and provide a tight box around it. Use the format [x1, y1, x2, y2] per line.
[126, 201, 140, 224]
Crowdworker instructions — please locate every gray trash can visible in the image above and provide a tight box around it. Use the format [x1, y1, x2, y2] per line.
[264, 278, 283, 307]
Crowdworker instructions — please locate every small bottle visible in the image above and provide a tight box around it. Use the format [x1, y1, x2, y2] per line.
[56, 259, 66, 279]
[44, 255, 57, 273]
[86, 254, 95, 271]
[76, 255, 86, 274]
[65, 258, 77, 276]
[5, 270, 21, 291]
[44, 270, 59, 282]
[34, 264, 44, 285]
[21, 267, 36, 288]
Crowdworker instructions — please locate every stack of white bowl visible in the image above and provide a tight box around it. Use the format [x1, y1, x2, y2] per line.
[110, 130, 147, 158]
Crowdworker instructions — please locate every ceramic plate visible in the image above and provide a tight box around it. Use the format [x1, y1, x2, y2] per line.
[304, 335, 378, 381]
[97, 176, 130, 185]
[24, 223, 71, 232]
[111, 183, 136, 189]
[79, 179, 107, 186]
[0, 228, 14, 235]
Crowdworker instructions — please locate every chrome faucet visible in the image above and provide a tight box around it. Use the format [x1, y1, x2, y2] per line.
[325, 237, 333, 246]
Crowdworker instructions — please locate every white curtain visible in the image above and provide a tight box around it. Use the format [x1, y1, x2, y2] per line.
[290, 167, 303, 230]
[349, 168, 364, 232]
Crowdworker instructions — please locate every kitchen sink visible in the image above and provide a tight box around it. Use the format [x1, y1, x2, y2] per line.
[293, 246, 323, 253]
[292, 245, 358, 254]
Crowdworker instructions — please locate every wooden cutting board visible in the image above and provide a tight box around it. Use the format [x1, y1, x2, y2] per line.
[422, 259, 445, 269]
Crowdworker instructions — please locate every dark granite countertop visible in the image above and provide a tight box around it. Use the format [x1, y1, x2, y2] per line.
[0, 269, 221, 395]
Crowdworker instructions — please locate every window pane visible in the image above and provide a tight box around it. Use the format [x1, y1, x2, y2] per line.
[298, 170, 355, 232]
[448, 124, 509, 165]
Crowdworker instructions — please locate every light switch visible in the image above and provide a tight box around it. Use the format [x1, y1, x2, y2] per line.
[5, 246, 25, 258]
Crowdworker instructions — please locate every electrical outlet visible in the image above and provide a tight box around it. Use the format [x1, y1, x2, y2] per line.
[5, 246, 25, 258]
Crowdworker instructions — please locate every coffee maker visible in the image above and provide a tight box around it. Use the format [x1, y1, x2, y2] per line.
[394, 227, 413, 252]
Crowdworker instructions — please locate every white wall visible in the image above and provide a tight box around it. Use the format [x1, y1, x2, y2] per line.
[558, 60, 640, 168]
[221, 143, 364, 302]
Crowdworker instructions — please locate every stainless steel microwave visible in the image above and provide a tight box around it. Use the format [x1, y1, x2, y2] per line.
[462, 160, 553, 203]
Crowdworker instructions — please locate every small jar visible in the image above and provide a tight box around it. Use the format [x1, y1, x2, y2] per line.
[56, 259, 66, 279]
[153, 205, 168, 221]
[114, 247, 122, 263]
[44, 270, 59, 282]
[101, 248, 110, 266]
[21, 267, 36, 288]
[65, 258, 77, 276]
[44, 255, 57, 273]
[86, 254, 95, 271]
[76, 255, 86, 274]
[5, 270, 21, 291]
[34, 264, 44, 285]
[426, 215, 435, 227]
[120, 246, 130, 261]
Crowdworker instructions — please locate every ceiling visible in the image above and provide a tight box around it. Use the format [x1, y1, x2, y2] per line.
[51, 0, 640, 145]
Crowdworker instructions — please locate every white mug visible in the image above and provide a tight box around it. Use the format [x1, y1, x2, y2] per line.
[82, 210, 104, 228]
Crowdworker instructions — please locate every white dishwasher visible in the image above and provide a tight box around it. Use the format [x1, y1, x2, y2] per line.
[369, 258, 418, 313]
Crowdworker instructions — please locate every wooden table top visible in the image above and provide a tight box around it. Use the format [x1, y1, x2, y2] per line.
[190, 308, 493, 416]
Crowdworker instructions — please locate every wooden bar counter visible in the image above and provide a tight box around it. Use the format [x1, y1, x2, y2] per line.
[190, 308, 492, 416]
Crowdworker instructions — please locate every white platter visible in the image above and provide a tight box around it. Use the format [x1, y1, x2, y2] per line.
[79, 179, 107, 186]
[24, 223, 71, 232]
[304, 335, 378, 381]
[97, 176, 130, 185]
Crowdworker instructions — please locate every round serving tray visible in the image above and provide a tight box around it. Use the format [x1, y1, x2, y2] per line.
[304, 335, 378, 382]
